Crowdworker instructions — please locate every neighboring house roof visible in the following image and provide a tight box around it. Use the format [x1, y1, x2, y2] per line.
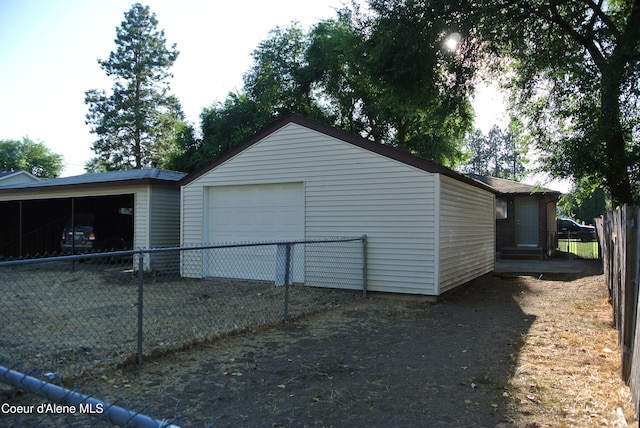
[0, 170, 40, 185]
[0, 168, 186, 195]
[180, 113, 497, 194]
[466, 173, 562, 196]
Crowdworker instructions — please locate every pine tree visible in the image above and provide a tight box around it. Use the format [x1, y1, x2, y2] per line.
[85, 3, 183, 170]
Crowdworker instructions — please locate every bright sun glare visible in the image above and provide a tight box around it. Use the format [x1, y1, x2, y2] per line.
[445, 32, 461, 51]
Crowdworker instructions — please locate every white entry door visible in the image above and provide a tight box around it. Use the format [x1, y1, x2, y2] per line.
[515, 196, 539, 246]
[204, 183, 304, 281]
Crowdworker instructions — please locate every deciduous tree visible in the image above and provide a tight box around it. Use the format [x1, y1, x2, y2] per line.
[476, 0, 640, 205]
[0, 137, 63, 178]
[186, 11, 476, 170]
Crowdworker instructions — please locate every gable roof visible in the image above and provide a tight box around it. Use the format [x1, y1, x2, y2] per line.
[0, 171, 18, 179]
[0, 168, 186, 195]
[466, 173, 562, 196]
[0, 170, 40, 184]
[179, 113, 496, 193]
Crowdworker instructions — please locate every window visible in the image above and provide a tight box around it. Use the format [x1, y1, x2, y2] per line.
[496, 198, 508, 219]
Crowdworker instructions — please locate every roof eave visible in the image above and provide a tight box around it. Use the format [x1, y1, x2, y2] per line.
[179, 113, 497, 194]
[0, 177, 181, 195]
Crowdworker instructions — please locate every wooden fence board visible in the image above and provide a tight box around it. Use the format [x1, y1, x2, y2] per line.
[599, 205, 640, 414]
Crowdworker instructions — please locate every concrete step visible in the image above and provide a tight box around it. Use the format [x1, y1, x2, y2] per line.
[499, 247, 543, 260]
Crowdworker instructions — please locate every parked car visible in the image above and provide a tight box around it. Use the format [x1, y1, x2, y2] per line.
[60, 212, 133, 254]
[557, 218, 597, 242]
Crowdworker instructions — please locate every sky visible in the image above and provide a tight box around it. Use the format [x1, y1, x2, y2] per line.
[1, 1, 565, 190]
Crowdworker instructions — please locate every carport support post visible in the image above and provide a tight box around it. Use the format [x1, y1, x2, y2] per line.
[282, 243, 292, 322]
[137, 251, 144, 367]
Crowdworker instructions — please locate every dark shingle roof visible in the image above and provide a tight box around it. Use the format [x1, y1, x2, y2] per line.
[466, 173, 562, 195]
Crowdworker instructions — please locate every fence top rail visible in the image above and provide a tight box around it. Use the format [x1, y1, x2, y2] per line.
[0, 365, 179, 428]
[177, 236, 366, 252]
[0, 250, 137, 267]
[0, 235, 367, 267]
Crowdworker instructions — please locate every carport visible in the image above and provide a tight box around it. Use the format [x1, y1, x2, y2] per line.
[0, 194, 134, 258]
[0, 169, 185, 261]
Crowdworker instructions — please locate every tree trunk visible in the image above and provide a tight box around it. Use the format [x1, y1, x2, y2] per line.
[600, 67, 633, 207]
[135, 74, 143, 169]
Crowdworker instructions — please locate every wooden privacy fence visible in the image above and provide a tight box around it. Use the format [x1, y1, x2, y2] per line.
[596, 205, 640, 414]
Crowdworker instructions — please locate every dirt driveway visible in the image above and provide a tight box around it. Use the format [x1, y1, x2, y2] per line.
[58, 258, 631, 427]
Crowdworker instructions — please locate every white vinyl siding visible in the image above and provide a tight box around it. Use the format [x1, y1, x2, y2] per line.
[0, 173, 38, 186]
[147, 186, 182, 247]
[145, 186, 181, 272]
[133, 187, 149, 250]
[132, 185, 182, 272]
[181, 123, 438, 294]
[437, 175, 495, 293]
[303, 238, 365, 291]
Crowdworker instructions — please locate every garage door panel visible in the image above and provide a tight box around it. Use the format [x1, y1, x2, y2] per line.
[204, 183, 304, 281]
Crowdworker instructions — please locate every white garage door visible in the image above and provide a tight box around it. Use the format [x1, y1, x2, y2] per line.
[204, 183, 304, 281]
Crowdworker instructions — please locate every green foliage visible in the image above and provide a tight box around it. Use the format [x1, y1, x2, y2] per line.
[475, 0, 640, 206]
[0, 137, 63, 178]
[309, 2, 476, 164]
[163, 121, 200, 173]
[360, 0, 477, 161]
[557, 178, 608, 224]
[460, 123, 527, 180]
[244, 24, 327, 121]
[305, 13, 372, 135]
[85, 3, 183, 171]
[178, 5, 478, 173]
[167, 93, 273, 172]
[83, 157, 110, 174]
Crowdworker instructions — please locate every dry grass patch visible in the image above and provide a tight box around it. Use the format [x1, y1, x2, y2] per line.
[505, 275, 635, 427]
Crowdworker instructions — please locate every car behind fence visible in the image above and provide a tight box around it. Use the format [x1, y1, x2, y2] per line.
[0, 236, 366, 425]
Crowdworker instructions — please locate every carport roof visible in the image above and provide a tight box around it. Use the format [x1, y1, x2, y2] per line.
[179, 113, 497, 194]
[0, 168, 186, 195]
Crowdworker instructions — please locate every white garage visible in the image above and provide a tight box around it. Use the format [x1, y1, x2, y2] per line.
[180, 114, 496, 296]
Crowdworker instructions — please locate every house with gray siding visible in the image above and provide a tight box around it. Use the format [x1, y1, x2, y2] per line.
[179, 114, 496, 297]
[0, 170, 40, 186]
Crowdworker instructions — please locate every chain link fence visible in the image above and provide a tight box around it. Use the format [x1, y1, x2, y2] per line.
[0, 359, 180, 427]
[0, 237, 366, 383]
[551, 231, 601, 259]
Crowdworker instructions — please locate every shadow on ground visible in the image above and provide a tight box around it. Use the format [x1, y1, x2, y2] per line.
[79, 273, 536, 427]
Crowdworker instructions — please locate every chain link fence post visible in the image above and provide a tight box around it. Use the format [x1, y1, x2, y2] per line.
[362, 235, 368, 297]
[137, 251, 144, 367]
[282, 243, 292, 322]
